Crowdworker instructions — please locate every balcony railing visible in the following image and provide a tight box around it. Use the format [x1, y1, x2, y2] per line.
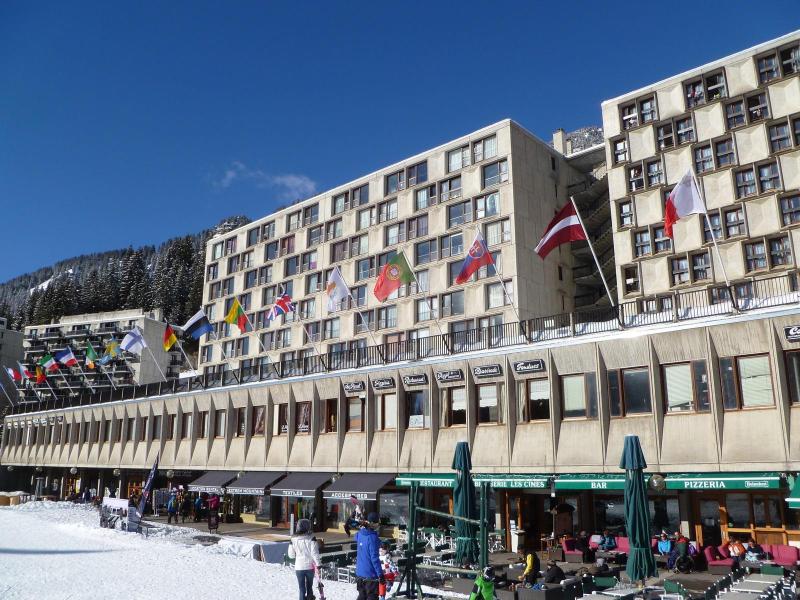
[10, 272, 800, 415]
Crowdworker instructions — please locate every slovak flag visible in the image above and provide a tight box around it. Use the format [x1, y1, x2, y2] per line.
[534, 200, 587, 259]
[664, 170, 706, 238]
[267, 289, 296, 322]
[455, 231, 494, 284]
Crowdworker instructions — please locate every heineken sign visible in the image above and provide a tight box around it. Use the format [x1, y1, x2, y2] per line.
[435, 369, 464, 383]
[472, 364, 502, 378]
[372, 377, 395, 390]
[343, 381, 366, 394]
[513, 360, 546, 375]
[402, 374, 428, 386]
[785, 326, 800, 342]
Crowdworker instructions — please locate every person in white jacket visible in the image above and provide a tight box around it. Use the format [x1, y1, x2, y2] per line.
[287, 519, 322, 600]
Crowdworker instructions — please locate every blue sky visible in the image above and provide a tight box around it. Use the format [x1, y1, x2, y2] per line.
[0, 1, 796, 282]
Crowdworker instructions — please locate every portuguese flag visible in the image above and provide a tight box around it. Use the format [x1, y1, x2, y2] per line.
[224, 298, 249, 333]
[373, 252, 414, 302]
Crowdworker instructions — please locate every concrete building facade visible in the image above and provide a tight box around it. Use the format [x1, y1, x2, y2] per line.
[0, 317, 23, 407]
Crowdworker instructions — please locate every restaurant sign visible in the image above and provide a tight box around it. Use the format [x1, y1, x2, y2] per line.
[343, 381, 366, 394]
[513, 360, 546, 375]
[402, 374, 428, 386]
[665, 473, 781, 490]
[785, 326, 800, 343]
[472, 364, 502, 378]
[372, 377, 395, 390]
[435, 369, 464, 383]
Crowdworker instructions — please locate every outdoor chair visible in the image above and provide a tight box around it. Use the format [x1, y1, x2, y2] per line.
[761, 565, 785, 576]
[592, 575, 618, 590]
[664, 579, 690, 599]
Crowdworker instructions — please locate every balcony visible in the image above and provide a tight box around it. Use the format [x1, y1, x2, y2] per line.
[65, 329, 90, 338]
[96, 325, 118, 334]
[39, 330, 63, 341]
[440, 188, 462, 203]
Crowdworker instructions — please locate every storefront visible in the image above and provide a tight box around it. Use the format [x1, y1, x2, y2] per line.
[269, 472, 334, 532]
[187, 470, 238, 496]
[322, 473, 397, 530]
[395, 473, 455, 528]
[224, 471, 285, 522]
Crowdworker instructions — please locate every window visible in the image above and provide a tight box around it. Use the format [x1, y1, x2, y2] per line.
[416, 297, 436, 322]
[273, 404, 288, 435]
[725, 100, 746, 129]
[744, 240, 767, 272]
[685, 79, 705, 108]
[694, 144, 713, 173]
[646, 160, 663, 186]
[653, 225, 670, 253]
[440, 176, 462, 202]
[224, 237, 237, 255]
[747, 93, 770, 123]
[640, 96, 657, 123]
[355, 257, 375, 281]
[656, 123, 674, 150]
[623, 265, 639, 294]
[415, 239, 437, 265]
[691, 252, 712, 281]
[214, 409, 225, 437]
[351, 183, 369, 207]
[720, 355, 774, 410]
[705, 72, 727, 101]
[769, 122, 792, 153]
[332, 192, 348, 215]
[518, 378, 550, 421]
[608, 368, 652, 416]
[347, 397, 364, 432]
[303, 204, 318, 226]
[407, 214, 428, 239]
[621, 102, 639, 129]
[447, 145, 470, 172]
[233, 407, 246, 437]
[197, 411, 209, 438]
[447, 200, 473, 228]
[331, 240, 348, 263]
[781, 44, 800, 76]
[618, 201, 634, 228]
[757, 53, 780, 83]
[663, 362, 710, 413]
[735, 168, 757, 198]
[769, 235, 792, 267]
[378, 198, 398, 223]
[206, 263, 219, 280]
[415, 185, 436, 210]
[484, 219, 510, 246]
[702, 210, 719, 242]
[628, 165, 644, 191]
[357, 207, 375, 231]
[323, 317, 340, 340]
[247, 406, 264, 436]
[671, 257, 689, 286]
[295, 402, 311, 434]
[444, 387, 467, 427]
[561, 373, 598, 419]
[307, 225, 322, 247]
[780, 194, 800, 226]
[181, 413, 191, 439]
[482, 160, 509, 188]
[284, 256, 299, 277]
[486, 281, 512, 309]
[406, 390, 429, 428]
[287, 211, 302, 232]
[211, 242, 223, 260]
[476, 383, 503, 424]
[633, 229, 651, 257]
[785, 351, 800, 404]
[406, 161, 427, 186]
[723, 207, 745, 238]
[612, 138, 627, 164]
[321, 399, 337, 433]
[279, 235, 295, 256]
[377, 306, 396, 329]
[715, 138, 736, 167]
[676, 117, 695, 144]
[758, 162, 781, 192]
[385, 170, 405, 195]
[440, 290, 464, 317]
[226, 254, 240, 273]
[264, 241, 278, 261]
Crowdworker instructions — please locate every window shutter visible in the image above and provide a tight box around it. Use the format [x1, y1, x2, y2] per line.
[738, 356, 773, 407]
[664, 364, 693, 411]
[562, 376, 585, 413]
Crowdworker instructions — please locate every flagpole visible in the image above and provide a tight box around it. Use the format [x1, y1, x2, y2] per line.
[0, 372, 15, 407]
[402, 248, 449, 344]
[210, 330, 243, 381]
[143, 346, 169, 383]
[98, 363, 117, 390]
[55, 367, 75, 393]
[296, 300, 328, 370]
[329, 266, 384, 356]
[238, 311, 279, 378]
[570, 196, 616, 307]
[691, 172, 731, 288]
[41, 373, 60, 405]
[469, 227, 523, 325]
[70, 348, 97, 393]
[88, 342, 116, 389]
[175, 339, 197, 376]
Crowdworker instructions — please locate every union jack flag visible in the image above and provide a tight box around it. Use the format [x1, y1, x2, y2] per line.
[267, 290, 296, 322]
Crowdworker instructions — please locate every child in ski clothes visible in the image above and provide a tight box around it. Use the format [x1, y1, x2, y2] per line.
[287, 519, 322, 600]
[379, 545, 398, 598]
[469, 567, 498, 600]
[355, 513, 384, 600]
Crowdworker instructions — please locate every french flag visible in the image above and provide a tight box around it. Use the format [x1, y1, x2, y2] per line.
[535, 201, 587, 259]
[455, 231, 494, 284]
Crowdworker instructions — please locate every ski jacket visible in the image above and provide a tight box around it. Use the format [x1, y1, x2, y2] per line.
[288, 533, 322, 571]
[355, 526, 382, 579]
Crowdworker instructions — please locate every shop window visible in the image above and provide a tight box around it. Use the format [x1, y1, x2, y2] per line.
[608, 367, 652, 416]
[347, 397, 364, 432]
[296, 402, 311, 434]
[561, 373, 598, 419]
[649, 497, 680, 536]
[273, 404, 288, 435]
[406, 390, 429, 429]
[753, 495, 783, 528]
[726, 493, 751, 529]
[377, 393, 397, 430]
[443, 387, 467, 427]
[321, 399, 337, 433]
[379, 492, 409, 526]
[518, 378, 550, 421]
[197, 411, 209, 438]
[719, 355, 774, 410]
[785, 351, 800, 404]
[476, 383, 503, 424]
[663, 361, 710, 413]
[251, 406, 265, 436]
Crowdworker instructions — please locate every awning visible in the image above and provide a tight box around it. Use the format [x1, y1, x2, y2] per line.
[187, 470, 238, 494]
[270, 472, 334, 498]
[786, 477, 800, 509]
[554, 474, 627, 491]
[473, 474, 550, 489]
[225, 471, 285, 496]
[323, 473, 396, 501]
[666, 472, 783, 490]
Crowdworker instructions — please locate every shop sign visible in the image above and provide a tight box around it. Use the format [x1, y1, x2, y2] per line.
[435, 369, 463, 383]
[402, 374, 428, 386]
[513, 360, 546, 375]
[280, 489, 304, 497]
[343, 381, 365, 394]
[226, 487, 266, 496]
[372, 377, 395, 390]
[474, 475, 549, 489]
[472, 364, 502, 378]
[785, 325, 800, 342]
[326, 491, 369, 500]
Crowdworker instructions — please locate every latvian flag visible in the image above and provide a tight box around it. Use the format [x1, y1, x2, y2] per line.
[55, 347, 79, 367]
[534, 201, 587, 259]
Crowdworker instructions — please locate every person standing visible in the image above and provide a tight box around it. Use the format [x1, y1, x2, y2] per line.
[166, 491, 178, 524]
[180, 493, 192, 523]
[287, 518, 321, 600]
[355, 512, 384, 600]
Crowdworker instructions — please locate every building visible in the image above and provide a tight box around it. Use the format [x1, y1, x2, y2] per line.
[3, 31, 800, 553]
[602, 30, 800, 306]
[0, 317, 23, 406]
[19, 309, 183, 403]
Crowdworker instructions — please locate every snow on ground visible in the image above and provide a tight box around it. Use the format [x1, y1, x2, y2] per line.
[0, 501, 358, 600]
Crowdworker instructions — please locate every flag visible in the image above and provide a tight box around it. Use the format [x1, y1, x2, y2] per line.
[5, 367, 20, 383]
[35, 365, 46, 385]
[664, 170, 706, 238]
[224, 298, 248, 333]
[17, 362, 31, 381]
[180, 309, 214, 340]
[54, 347, 79, 367]
[267, 290, 296, 323]
[98, 340, 120, 365]
[38, 354, 59, 373]
[85, 342, 98, 369]
[138, 453, 160, 517]
[120, 326, 147, 355]
[163, 324, 177, 352]
[373, 252, 414, 302]
[325, 266, 349, 312]
[455, 231, 494, 284]
[534, 201, 587, 259]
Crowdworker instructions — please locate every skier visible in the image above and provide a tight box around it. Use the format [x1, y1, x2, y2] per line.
[287, 518, 322, 600]
[469, 566, 499, 600]
[355, 512, 384, 600]
[379, 544, 398, 599]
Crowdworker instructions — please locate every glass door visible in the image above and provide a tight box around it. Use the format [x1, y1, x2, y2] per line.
[697, 498, 723, 546]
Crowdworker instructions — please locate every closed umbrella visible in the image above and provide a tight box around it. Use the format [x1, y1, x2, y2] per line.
[452, 441, 478, 566]
[619, 434, 657, 585]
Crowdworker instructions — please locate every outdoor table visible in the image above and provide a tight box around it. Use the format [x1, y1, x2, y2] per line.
[589, 593, 620, 600]
[596, 551, 628, 564]
[744, 574, 783, 583]
[600, 589, 639, 598]
[741, 561, 779, 573]
[719, 592, 771, 600]
[731, 580, 775, 593]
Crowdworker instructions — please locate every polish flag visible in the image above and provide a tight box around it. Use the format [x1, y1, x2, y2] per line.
[535, 201, 587, 259]
[665, 170, 706, 238]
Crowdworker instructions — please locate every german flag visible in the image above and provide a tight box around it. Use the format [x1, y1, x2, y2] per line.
[163, 324, 178, 352]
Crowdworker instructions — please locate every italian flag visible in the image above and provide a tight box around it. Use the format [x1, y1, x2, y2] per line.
[224, 298, 248, 333]
[374, 252, 414, 302]
[39, 354, 59, 372]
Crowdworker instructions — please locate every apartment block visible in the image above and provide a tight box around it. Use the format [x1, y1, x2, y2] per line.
[0, 317, 23, 404]
[603, 30, 800, 305]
